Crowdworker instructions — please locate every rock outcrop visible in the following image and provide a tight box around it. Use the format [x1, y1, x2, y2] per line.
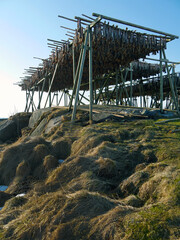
[0, 112, 31, 142]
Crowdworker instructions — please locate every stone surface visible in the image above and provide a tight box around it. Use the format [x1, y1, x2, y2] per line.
[10, 112, 31, 136]
[0, 120, 17, 142]
[31, 118, 48, 136]
[93, 113, 113, 122]
[44, 116, 63, 134]
[29, 108, 51, 128]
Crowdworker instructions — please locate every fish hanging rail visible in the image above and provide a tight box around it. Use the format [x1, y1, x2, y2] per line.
[17, 13, 179, 116]
[19, 13, 175, 93]
[92, 13, 179, 40]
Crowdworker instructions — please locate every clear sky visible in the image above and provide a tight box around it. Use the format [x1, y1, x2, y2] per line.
[0, 0, 180, 117]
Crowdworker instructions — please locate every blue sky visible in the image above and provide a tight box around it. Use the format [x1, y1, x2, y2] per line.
[0, 0, 180, 117]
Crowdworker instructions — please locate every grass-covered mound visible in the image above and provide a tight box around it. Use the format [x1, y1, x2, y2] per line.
[0, 109, 179, 240]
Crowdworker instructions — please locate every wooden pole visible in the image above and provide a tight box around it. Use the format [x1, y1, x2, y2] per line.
[160, 49, 163, 113]
[162, 49, 179, 113]
[71, 29, 89, 122]
[89, 27, 93, 124]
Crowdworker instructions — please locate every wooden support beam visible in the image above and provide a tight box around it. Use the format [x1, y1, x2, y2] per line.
[92, 13, 179, 39]
[58, 15, 77, 23]
[27, 88, 36, 112]
[89, 28, 93, 123]
[160, 49, 163, 113]
[95, 78, 109, 104]
[44, 63, 58, 108]
[75, 16, 92, 23]
[130, 63, 133, 106]
[60, 26, 76, 31]
[71, 29, 89, 122]
[82, 14, 95, 21]
[69, 44, 84, 110]
[58, 91, 64, 105]
[116, 69, 119, 105]
[120, 70, 130, 105]
[38, 75, 47, 109]
[24, 89, 30, 112]
[162, 49, 179, 113]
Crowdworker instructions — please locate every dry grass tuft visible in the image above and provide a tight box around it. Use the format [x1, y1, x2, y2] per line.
[46, 156, 96, 189]
[71, 133, 115, 156]
[52, 138, 71, 159]
[16, 160, 30, 179]
[3, 196, 27, 211]
[0, 115, 179, 239]
[120, 171, 149, 196]
[96, 157, 117, 178]
[43, 155, 58, 172]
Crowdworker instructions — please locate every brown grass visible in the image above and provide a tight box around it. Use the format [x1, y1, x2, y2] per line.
[0, 114, 179, 239]
[51, 137, 72, 159]
[0, 137, 50, 187]
[43, 155, 58, 172]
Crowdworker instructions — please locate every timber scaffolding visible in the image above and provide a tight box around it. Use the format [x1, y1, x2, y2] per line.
[18, 13, 180, 121]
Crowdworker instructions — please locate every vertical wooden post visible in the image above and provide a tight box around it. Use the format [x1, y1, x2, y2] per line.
[56, 91, 58, 106]
[160, 49, 163, 113]
[71, 28, 89, 122]
[73, 43, 76, 83]
[24, 89, 29, 112]
[38, 77, 46, 109]
[130, 63, 133, 106]
[38, 86, 40, 108]
[94, 81, 96, 104]
[69, 46, 84, 111]
[44, 62, 58, 108]
[49, 77, 51, 107]
[162, 49, 179, 113]
[89, 28, 93, 124]
[58, 91, 64, 105]
[116, 69, 119, 105]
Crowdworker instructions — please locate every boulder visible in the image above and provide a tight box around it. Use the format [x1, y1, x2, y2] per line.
[31, 118, 48, 136]
[0, 113, 32, 142]
[10, 112, 31, 135]
[0, 120, 17, 142]
[45, 116, 63, 134]
[29, 108, 51, 128]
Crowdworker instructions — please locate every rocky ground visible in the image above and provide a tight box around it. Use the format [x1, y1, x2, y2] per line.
[0, 107, 179, 240]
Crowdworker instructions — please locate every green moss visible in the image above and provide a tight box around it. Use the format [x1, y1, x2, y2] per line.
[0, 115, 180, 240]
[0, 228, 5, 239]
[125, 205, 170, 240]
[172, 177, 180, 205]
